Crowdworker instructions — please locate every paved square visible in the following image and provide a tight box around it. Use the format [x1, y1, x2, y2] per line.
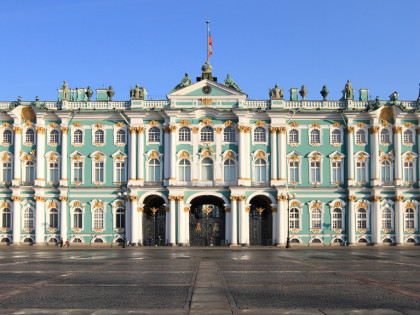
[0, 247, 418, 314]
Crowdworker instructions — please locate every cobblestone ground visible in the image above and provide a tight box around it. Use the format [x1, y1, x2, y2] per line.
[0, 246, 418, 314]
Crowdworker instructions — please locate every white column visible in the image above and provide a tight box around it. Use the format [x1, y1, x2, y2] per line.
[244, 130, 251, 186]
[215, 127, 222, 184]
[35, 127, 46, 186]
[129, 196, 138, 245]
[371, 196, 381, 245]
[395, 196, 404, 245]
[34, 197, 45, 244]
[12, 196, 21, 245]
[128, 128, 137, 183]
[138, 205, 143, 245]
[394, 126, 403, 186]
[238, 128, 246, 185]
[348, 197, 356, 245]
[184, 205, 190, 245]
[270, 128, 277, 184]
[59, 196, 68, 242]
[177, 197, 185, 245]
[272, 204, 277, 245]
[60, 127, 68, 186]
[347, 126, 355, 186]
[12, 127, 21, 185]
[169, 126, 177, 185]
[238, 197, 246, 245]
[370, 126, 380, 186]
[224, 205, 231, 244]
[230, 197, 237, 245]
[137, 127, 145, 184]
[169, 197, 176, 245]
[245, 204, 250, 245]
[192, 127, 199, 183]
[125, 198, 131, 244]
[277, 197, 287, 245]
[278, 127, 287, 185]
[164, 128, 170, 183]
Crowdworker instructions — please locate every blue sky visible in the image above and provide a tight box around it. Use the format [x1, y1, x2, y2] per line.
[1, 0, 419, 101]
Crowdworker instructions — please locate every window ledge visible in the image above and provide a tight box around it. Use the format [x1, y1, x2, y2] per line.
[333, 229, 343, 233]
[73, 143, 83, 147]
[93, 142, 105, 147]
[48, 142, 58, 147]
[289, 143, 300, 147]
[48, 228, 57, 232]
[332, 142, 342, 147]
[72, 228, 81, 232]
[405, 228, 415, 233]
[23, 142, 34, 147]
[355, 142, 366, 146]
[357, 228, 367, 233]
[309, 142, 321, 147]
[115, 142, 125, 147]
[403, 142, 414, 147]
[1, 142, 11, 147]
[93, 229, 104, 233]
[0, 228, 10, 232]
[310, 229, 322, 233]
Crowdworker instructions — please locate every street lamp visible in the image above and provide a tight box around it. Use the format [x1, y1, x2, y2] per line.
[282, 192, 296, 249]
[117, 192, 126, 248]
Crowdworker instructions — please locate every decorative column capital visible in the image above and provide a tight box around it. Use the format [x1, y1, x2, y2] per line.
[35, 127, 46, 134]
[163, 126, 170, 133]
[34, 196, 46, 202]
[277, 126, 286, 134]
[346, 126, 354, 133]
[184, 207, 191, 212]
[237, 125, 251, 133]
[276, 195, 286, 201]
[129, 127, 137, 134]
[348, 196, 357, 202]
[59, 196, 68, 202]
[369, 126, 380, 134]
[60, 127, 68, 134]
[392, 126, 402, 134]
[230, 196, 246, 201]
[269, 127, 277, 134]
[191, 127, 199, 134]
[12, 126, 21, 134]
[394, 196, 404, 202]
[129, 195, 139, 202]
[215, 127, 223, 134]
[169, 125, 177, 133]
[11, 196, 21, 202]
[137, 127, 145, 134]
[137, 207, 143, 212]
[168, 195, 185, 201]
[370, 196, 382, 202]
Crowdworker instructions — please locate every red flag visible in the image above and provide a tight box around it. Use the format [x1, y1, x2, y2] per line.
[208, 32, 213, 58]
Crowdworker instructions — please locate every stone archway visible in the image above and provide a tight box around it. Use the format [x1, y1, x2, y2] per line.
[143, 195, 166, 246]
[249, 195, 273, 246]
[189, 195, 226, 246]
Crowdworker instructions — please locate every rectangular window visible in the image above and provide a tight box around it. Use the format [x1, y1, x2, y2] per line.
[94, 162, 104, 183]
[2, 162, 11, 182]
[356, 161, 367, 182]
[403, 161, 414, 182]
[115, 162, 126, 182]
[332, 161, 342, 183]
[310, 161, 321, 183]
[289, 161, 299, 183]
[73, 162, 83, 183]
[49, 162, 59, 183]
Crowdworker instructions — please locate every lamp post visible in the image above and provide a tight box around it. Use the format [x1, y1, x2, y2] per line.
[282, 192, 296, 249]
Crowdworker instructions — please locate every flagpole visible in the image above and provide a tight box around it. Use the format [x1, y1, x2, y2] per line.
[206, 21, 210, 64]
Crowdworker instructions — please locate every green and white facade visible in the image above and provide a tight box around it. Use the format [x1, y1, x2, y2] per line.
[0, 68, 419, 246]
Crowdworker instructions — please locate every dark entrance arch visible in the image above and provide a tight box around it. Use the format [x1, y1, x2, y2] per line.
[143, 195, 166, 246]
[249, 195, 273, 246]
[189, 196, 226, 246]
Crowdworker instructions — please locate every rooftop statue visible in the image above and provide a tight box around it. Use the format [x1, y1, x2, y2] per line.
[62, 80, 69, 101]
[269, 83, 283, 99]
[299, 85, 307, 101]
[130, 84, 146, 100]
[107, 86, 115, 101]
[389, 91, 399, 102]
[320, 85, 329, 101]
[367, 96, 380, 111]
[172, 73, 192, 92]
[86, 86, 93, 101]
[223, 74, 243, 93]
[17, 96, 22, 106]
[343, 80, 353, 100]
[418, 83, 420, 102]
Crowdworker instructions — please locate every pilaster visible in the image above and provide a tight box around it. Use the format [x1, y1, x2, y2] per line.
[348, 196, 356, 245]
[137, 204, 143, 245]
[11, 196, 21, 245]
[394, 195, 404, 245]
[370, 195, 382, 245]
[59, 196, 68, 242]
[229, 196, 238, 245]
[12, 126, 21, 186]
[278, 126, 287, 186]
[168, 125, 177, 185]
[168, 195, 177, 245]
[35, 126, 46, 186]
[34, 196, 46, 245]
[237, 126, 251, 186]
[347, 125, 355, 186]
[393, 125, 403, 186]
[128, 127, 137, 185]
[369, 124, 381, 186]
[60, 126, 68, 186]
[176, 196, 186, 245]
[270, 127, 278, 185]
[237, 196, 247, 245]
[215, 126, 223, 185]
[276, 195, 286, 245]
[129, 195, 139, 245]
[137, 127, 145, 185]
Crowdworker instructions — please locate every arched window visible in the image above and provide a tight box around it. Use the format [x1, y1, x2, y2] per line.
[403, 160, 414, 182]
[50, 130, 59, 143]
[331, 129, 341, 144]
[254, 127, 266, 142]
[3, 130, 12, 143]
[380, 160, 392, 183]
[23, 208, 34, 229]
[311, 209, 322, 229]
[148, 158, 161, 181]
[223, 159, 236, 182]
[178, 159, 191, 181]
[380, 129, 390, 144]
[148, 127, 160, 142]
[94, 130, 104, 143]
[179, 127, 191, 142]
[116, 130, 126, 143]
[289, 208, 300, 229]
[405, 208, 415, 229]
[382, 208, 392, 229]
[116, 208, 125, 229]
[310, 129, 320, 144]
[200, 126, 214, 142]
[1, 208, 11, 228]
[25, 129, 35, 143]
[332, 208, 342, 229]
[253, 158, 267, 182]
[93, 208, 104, 229]
[403, 130, 413, 144]
[356, 130, 366, 143]
[73, 208, 82, 229]
[73, 130, 83, 144]
[49, 208, 58, 229]
[201, 158, 214, 181]
[289, 129, 299, 144]
[24, 161, 35, 184]
[223, 127, 236, 142]
[357, 209, 367, 229]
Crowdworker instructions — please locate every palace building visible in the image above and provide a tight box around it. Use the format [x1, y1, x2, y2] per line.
[0, 63, 419, 247]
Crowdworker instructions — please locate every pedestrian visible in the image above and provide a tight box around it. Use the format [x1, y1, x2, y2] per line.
[158, 235, 161, 246]
[123, 237, 126, 248]
[65, 240, 69, 247]
[59, 238, 63, 247]
[149, 236, 153, 246]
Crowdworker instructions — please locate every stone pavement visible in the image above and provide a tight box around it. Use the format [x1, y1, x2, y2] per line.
[0, 247, 418, 314]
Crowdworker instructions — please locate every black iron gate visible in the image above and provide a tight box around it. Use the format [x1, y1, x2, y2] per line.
[143, 205, 166, 246]
[190, 204, 225, 246]
[249, 206, 272, 246]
